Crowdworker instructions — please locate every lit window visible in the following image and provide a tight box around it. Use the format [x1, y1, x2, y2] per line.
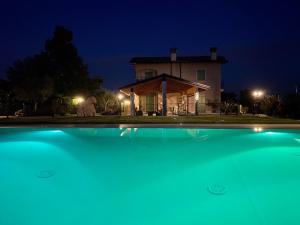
[197, 69, 206, 81]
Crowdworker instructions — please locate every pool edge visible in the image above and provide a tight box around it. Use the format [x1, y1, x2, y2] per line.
[1, 123, 300, 129]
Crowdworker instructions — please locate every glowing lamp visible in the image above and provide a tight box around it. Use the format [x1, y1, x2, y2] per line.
[73, 97, 84, 105]
[117, 93, 124, 100]
[252, 90, 264, 98]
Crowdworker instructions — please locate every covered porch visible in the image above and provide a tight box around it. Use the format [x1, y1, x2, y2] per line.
[119, 74, 210, 116]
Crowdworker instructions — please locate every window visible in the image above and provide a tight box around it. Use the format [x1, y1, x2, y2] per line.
[144, 70, 157, 79]
[145, 71, 154, 79]
[197, 69, 206, 81]
[136, 69, 157, 80]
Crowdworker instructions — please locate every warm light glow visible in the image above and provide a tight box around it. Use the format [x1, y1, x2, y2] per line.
[253, 127, 263, 132]
[73, 96, 84, 105]
[195, 92, 199, 101]
[117, 93, 124, 100]
[252, 90, 264, 98]
[124, 99, 130, 105]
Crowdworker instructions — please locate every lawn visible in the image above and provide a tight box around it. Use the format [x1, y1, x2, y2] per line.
[0, 115, 299, 125]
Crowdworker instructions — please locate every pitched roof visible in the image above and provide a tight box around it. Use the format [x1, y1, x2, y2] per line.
[130, 56, 228, 64]
[119, 73, 210, 95]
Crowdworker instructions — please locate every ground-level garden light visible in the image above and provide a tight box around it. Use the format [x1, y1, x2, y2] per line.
[72, 96, 85, 105]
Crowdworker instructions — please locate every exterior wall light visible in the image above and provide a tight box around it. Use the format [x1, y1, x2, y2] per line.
[118, 93, 124, 100]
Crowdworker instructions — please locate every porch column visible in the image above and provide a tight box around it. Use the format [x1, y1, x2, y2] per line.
[186, 94, 189, 115]
[162, 78, 167, 116]
[130, 88, 135, 116]
[195, 88, 200, 115]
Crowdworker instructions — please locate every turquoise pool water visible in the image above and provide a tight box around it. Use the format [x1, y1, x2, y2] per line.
[0, 128, 300, 225]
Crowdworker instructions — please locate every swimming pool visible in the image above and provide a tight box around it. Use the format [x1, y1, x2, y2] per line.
[0, 127, 300, 225]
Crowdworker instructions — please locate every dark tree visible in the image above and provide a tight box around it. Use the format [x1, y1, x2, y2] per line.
[221, 92, 237, 102]
[45, 26, 99, 95]
[221, 92, 238, 114]
[260, 95, 279, 116]
[280, 94, 300, 119]
[6, 25, 102, 114]
[239, 89, 254, 109]
[7, 53, 54, 112]
[0, 79, 19, 117]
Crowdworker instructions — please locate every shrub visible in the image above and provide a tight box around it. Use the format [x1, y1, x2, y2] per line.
[279, 94, 300, 119]
[260, 95, 279, 116]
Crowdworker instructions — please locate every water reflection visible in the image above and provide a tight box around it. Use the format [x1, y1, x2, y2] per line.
[120, 128, 132, 137]
[253, 127, 263, 132]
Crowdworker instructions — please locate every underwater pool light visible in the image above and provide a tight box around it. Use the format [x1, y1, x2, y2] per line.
[36, 170, 55, 178]
[49, 130, 63, 133]
[207, 184, 227, 195]
[31, 130, 64, 137]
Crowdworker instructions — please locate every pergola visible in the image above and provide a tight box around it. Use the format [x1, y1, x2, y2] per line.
[119, 74, 210, 116]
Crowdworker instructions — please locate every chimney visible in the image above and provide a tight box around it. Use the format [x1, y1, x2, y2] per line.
[210, 47, 217, 60]
[170, 48, 177, 62]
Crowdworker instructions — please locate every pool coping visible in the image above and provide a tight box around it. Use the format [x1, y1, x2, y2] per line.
[1, 123, 300, 129]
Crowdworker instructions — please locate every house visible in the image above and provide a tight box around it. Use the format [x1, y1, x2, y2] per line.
[119, 48, 228, 116]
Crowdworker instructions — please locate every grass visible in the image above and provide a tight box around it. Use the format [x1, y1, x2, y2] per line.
[0, 114, 299, 125]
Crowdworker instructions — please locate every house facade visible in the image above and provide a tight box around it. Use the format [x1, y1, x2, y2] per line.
[119, 48, 227, 116]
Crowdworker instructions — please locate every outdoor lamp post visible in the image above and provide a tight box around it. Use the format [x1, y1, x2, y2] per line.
[252, 90, 264, 115]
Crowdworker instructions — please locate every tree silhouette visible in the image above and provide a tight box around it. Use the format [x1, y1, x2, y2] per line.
[45, 26, 97, 95]
[239, 89, 253, 108]
[6, 25, 102, 114]
[7, 53, 54, 112]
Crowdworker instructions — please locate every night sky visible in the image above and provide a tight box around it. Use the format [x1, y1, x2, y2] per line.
[1, 0, 299, 94]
